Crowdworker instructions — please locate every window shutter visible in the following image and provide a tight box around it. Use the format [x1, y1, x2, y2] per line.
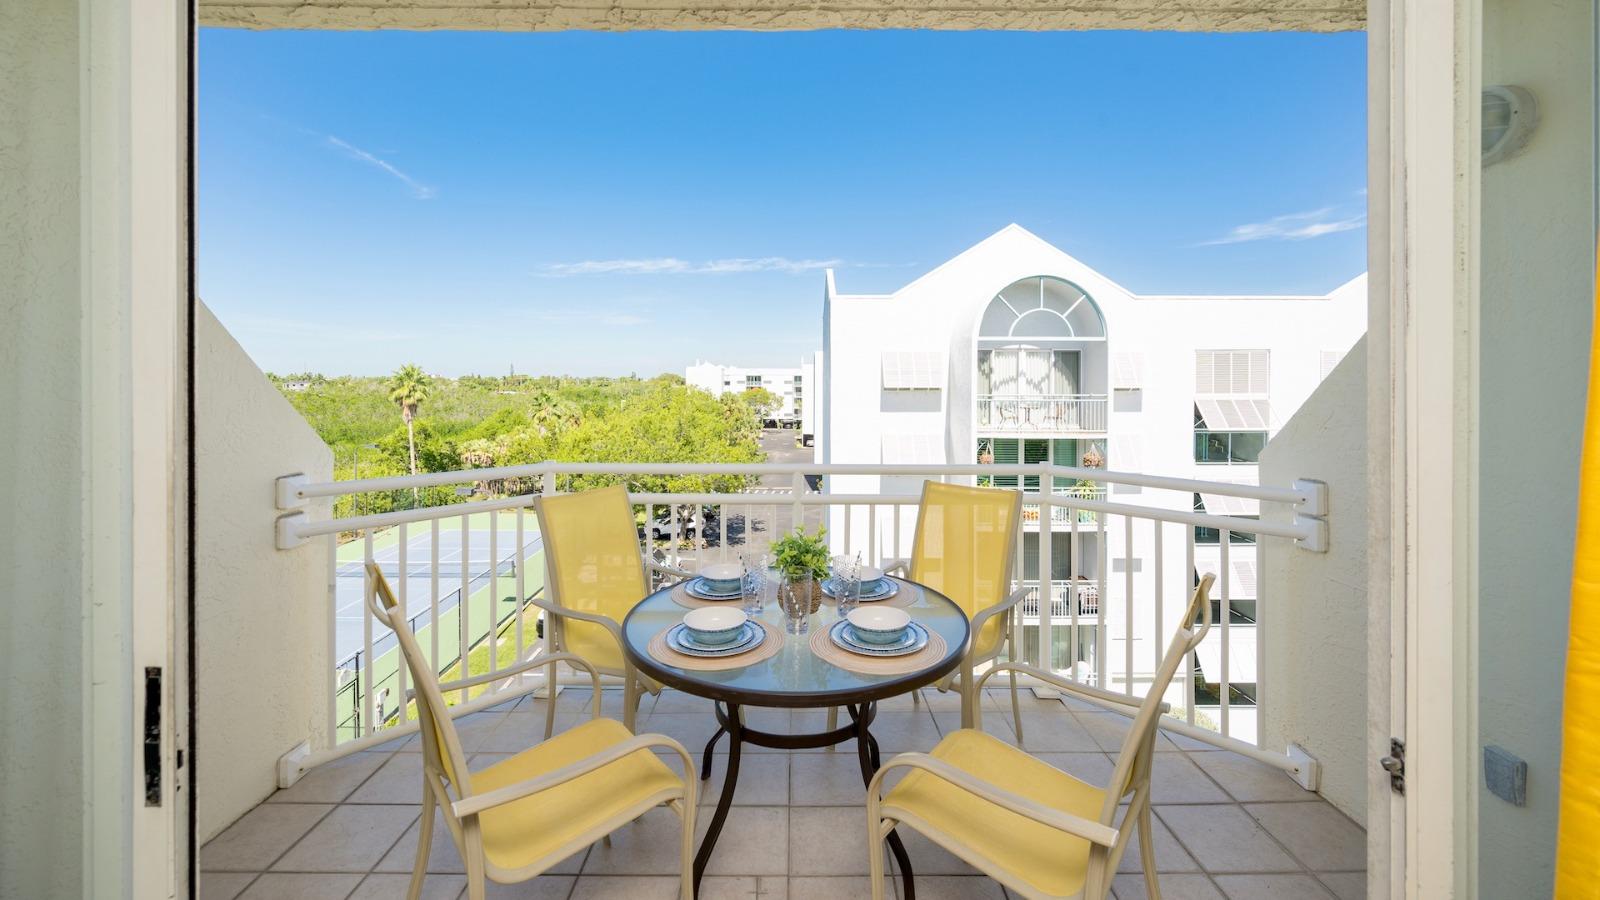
[881, 352, 944, 390]
[990, 438, 1020, 488]
[1112, 351, 1145, 390]
[881, 433, 943, 464]
[1319, 350, 1346, 381]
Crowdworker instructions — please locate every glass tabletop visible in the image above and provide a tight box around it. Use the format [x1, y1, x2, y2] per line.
[621, 576, 972, 708]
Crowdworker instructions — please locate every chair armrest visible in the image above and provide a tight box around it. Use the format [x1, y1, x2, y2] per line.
[526, 595, 625, 642]
[969, 585, 1028, 638]
[869, 751, 1118, 848]
[645, 559, 691, 580]
[439, 651, 602, 696]
[881, 558, 909, 577]
[452, 732, 696, 819]
[974, 662, 1169, 714]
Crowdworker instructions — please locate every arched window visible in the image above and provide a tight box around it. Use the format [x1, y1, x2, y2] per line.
[979, 276, 1105, 339]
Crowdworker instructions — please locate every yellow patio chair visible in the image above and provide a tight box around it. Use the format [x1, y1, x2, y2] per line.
[865, 573, 1215, 900]
[883, 480, 1028, 737]
[365, 562, 698, 900]
[531, 483, 688, 735]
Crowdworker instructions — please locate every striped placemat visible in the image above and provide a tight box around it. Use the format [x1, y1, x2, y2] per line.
[646, 619, 784, 671]
[808, 623, 948, 676]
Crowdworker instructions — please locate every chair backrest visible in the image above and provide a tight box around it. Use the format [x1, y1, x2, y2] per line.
[366, 561, 472, 796]
[909, 481, 1024, 658]
[1101, 572, 1215, 816]
[534, 484, 648, 669]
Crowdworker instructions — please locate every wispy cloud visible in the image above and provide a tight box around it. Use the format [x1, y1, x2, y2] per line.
[1200, 207, 1366, 245]
[533, 311, 651, 327]
[326, 135, 436, 200]
[228, 312, 416, 343]
[538, 256, 843, 277]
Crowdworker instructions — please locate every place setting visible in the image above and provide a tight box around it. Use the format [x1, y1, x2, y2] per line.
[671, 561, 750, 607]
[647, 604, 784, 671]
[809, 558, 948, 675]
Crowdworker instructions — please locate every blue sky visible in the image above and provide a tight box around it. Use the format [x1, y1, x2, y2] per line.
[198, 28, 1367, 377]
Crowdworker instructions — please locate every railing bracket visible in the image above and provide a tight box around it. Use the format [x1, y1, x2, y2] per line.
[1292, 478, 1328, 517]
[1287, 743, 1321, 791]
[276, 473, 308, 510]
[276, 511, 308, 550]
[1294, 513, 1328, 553]
[277, 741, 311, 789]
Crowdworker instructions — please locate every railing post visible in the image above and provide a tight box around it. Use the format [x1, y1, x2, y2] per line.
[790, 470, 806, 532]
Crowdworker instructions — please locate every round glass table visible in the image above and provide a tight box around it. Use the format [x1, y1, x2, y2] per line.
[621, 577, 971, 899]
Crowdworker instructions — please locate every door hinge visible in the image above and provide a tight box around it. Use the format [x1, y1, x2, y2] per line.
[144, 666, 162, 806]
[1380, 737, 1405, 795]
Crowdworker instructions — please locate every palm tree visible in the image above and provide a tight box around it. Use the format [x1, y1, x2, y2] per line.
[387, 364, 433, 499]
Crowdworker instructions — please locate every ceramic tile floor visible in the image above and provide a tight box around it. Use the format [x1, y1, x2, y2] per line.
[201, 688, 1366, 900]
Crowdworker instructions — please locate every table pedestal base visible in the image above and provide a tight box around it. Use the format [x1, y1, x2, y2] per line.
[693, 701, 915, 899]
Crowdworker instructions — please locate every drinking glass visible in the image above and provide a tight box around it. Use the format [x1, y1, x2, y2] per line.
[831, 553, 863, 616]
[740, 550, 769, 615]
[777, 572, 814, 634]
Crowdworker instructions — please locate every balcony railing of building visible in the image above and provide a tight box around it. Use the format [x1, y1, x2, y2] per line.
[1018, 579, 1100, 619]
[977, 393, 1109, 433]
[274, 461, 1327, 788]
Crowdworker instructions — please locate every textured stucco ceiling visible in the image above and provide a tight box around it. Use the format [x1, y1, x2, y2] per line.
[197, 0, 1365, 33]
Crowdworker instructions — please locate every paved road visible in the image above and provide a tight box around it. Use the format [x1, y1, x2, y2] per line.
[669, 429, 822, 570]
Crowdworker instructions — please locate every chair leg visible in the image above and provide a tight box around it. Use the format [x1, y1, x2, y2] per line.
[624, 675, 641, 732]
[1138, 800, 1161, 900]
[1009, 665, 1025, 749]
[677, 798, 697, 900]
[959, 671, 976, 730]
[866, 816, 889, 900]
[543, 661, 558, 740]
[408, 786, 434, 900]
[464, 838, 488, 900]
[827, 706, 838, 733]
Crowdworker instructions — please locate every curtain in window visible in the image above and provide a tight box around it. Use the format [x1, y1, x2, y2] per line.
[977, 350, 993, 395]
[1020, 350, 1052, 395]
[1052, 350, 1080, 395]
[991, 350, 1019, 395]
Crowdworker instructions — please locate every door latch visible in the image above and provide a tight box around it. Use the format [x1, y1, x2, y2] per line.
[144, 667, 162, 806]
[1380, 737, 1405, 795]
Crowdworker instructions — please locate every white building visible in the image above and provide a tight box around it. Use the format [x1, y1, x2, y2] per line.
[686, 356, 820, 442]
[818, 224, 1366, 738]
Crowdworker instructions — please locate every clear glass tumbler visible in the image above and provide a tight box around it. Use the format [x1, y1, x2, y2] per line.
[740, 550, 769, 615]
[777, 572, 814, 634]
[831, 553, 863, 616]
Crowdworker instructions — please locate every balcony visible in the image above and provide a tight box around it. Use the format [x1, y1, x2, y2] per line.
[977, 394, 1109, 434]
[200, 685, 1365, 899]
[206, 458, 1363, 897]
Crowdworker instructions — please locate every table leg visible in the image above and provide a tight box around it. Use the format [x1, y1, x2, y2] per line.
[693, 701, 742, 897]
[700, 726, 725, 782]
[852, 703, 914, 900]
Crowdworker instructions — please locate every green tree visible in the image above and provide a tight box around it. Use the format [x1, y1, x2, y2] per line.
[741, 387, 780, 422]
[386, 364, 434, 496]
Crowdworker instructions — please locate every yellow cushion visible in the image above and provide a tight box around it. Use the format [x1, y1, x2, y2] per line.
[470, 717, 682, 873]
[882, 728, 1106, 897]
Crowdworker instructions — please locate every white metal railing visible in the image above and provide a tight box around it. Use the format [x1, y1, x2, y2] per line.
[1018, 580, 1100, 619]
[274, 462, 1327, 785]
[977, 393, 1108, 433]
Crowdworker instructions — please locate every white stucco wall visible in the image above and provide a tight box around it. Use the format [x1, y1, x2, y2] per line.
[196, 303, 334, 841]
[1259, 338, 1367, 824]
[0, 6, 90, 895]
[1476, 1, 1595, 893]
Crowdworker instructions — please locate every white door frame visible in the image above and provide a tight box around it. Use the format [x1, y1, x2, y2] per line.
[84, 0, 192, 895]
[1373, 0, 1482, 895]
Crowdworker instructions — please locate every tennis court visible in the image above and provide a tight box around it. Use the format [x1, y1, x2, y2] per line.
[334, 511, 542, 665]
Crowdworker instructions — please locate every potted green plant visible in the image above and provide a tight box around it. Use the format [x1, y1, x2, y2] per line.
[771, 525, 829, 617]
